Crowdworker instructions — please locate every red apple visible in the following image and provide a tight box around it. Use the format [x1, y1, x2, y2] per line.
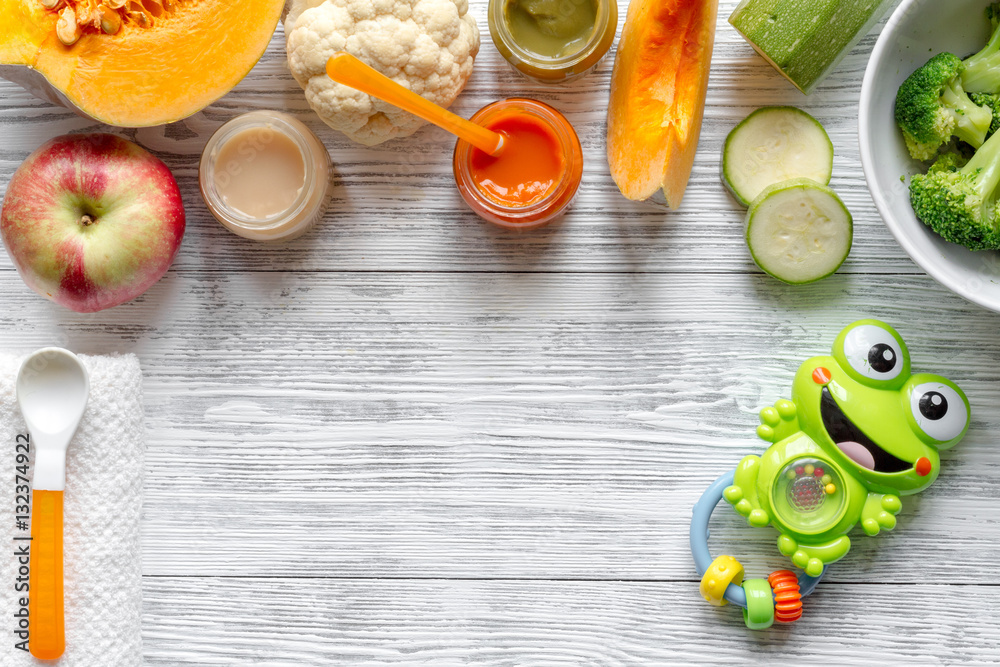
[1, 133, 185, 313]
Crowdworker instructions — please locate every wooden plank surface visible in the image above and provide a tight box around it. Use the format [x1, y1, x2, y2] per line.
[4, 0, 1000, 663]
[2, 270, 999, 585]
[142, 579, 1000, 665]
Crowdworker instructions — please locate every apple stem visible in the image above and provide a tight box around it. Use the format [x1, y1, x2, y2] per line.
[80, 214, 95, 226]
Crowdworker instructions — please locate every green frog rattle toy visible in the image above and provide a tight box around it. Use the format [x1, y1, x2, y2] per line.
[690, 320, 970, 629]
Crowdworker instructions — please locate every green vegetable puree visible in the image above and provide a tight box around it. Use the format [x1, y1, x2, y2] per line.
[503, 0, 598, 59]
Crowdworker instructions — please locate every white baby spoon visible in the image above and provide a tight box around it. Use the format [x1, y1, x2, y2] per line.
[16, 348, 90, 660]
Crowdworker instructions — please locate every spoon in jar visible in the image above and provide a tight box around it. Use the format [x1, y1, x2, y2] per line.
[16, 348, 90, 660]
[326, 52, 505, 156]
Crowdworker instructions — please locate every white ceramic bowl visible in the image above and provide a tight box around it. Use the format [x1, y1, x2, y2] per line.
[860, 0, 1000, 312]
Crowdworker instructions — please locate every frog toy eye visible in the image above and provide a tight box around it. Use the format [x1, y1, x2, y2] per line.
[909, 380, 969, 446]
[841, 323, 905, 382]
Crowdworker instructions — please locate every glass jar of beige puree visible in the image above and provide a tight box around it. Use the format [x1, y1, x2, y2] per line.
[199, 111, 333, 242]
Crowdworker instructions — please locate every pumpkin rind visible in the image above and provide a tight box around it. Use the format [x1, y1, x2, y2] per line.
[606, 0, 718, 206]
[0, 0, 283, 127]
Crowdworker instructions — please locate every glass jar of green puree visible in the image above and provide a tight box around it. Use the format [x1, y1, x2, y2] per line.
[488, 0, 617, 83]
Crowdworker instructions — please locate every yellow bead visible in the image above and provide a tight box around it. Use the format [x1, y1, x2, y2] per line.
[825, 483, 836, 494]
[804, 464, 815, 475]
[699, 555, 745, 607]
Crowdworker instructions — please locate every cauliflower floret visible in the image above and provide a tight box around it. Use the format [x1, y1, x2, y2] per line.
[285, 0, 480, 146]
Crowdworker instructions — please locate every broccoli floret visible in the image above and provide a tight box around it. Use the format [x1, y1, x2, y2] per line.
[961, 2, 1000, 93]
[895, 53, 993, 161]
[928, 151, 969, 173]
[910, 125, 1000, 250]
[971, 92, 1000, 137]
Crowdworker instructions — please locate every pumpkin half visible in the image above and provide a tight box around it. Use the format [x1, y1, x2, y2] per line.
[606, 0, 718, 207]
[0, 0, 283, 127]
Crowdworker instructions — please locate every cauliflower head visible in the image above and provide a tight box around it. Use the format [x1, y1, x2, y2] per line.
[285, 0, 480, 146]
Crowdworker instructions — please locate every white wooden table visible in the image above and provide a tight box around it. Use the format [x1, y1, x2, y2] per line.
[3, 1, 1000, 663]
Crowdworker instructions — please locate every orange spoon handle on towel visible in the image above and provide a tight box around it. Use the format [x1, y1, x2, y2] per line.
[29, 489, 64, 660]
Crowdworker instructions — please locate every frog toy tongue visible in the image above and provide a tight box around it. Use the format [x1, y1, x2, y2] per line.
[835, 441, 875, 470]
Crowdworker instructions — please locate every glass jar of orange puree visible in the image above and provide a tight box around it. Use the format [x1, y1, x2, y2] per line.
[452, 99, 583, 230]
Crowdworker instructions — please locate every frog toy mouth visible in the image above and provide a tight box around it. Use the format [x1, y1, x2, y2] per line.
[820, 387, 911, 473]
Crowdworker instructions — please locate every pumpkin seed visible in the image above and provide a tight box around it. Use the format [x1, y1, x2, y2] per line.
[126, 6, 151, 27]
[98, 4, 121, 33]
[55, 5, 80, 45]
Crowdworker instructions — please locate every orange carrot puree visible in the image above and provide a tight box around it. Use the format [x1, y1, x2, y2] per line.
[469, 110, 566, 207]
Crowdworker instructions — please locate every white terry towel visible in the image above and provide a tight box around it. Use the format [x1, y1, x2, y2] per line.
[0, 354, 144, 666]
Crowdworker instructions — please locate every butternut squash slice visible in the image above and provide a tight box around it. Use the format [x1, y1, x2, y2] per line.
[606, 0, 718, 207]
[0, 0, 283, 127]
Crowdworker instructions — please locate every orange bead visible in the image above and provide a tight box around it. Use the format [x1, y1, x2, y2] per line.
[768, 569, 803, 623]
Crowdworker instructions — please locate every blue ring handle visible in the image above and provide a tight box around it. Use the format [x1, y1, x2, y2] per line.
[690, 470, 824, 607]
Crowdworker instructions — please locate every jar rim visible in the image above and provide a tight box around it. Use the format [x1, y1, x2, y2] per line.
[453, 98, 583, 226]
[199, 111, 321, 232]
[488, 0, 614, 71]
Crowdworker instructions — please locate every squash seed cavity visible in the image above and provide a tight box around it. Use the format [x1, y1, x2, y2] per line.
[40, 0, 178, 42]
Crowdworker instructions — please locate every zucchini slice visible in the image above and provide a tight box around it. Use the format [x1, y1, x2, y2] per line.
[723, 107, 834, 207]
[745, 178, 852, 284]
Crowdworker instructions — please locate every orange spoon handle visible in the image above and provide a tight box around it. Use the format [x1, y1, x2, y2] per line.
[29, 490, 64, 660]
[326, 52, 504, 156]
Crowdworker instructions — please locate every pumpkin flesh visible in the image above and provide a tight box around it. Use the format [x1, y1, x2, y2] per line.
[606, 0, 718, 206]
[0, 0, 283, 127]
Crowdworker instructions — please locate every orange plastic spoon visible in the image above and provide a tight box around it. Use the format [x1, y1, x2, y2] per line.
[326, 52, 505, 156]
[16, 348, 89, 660]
